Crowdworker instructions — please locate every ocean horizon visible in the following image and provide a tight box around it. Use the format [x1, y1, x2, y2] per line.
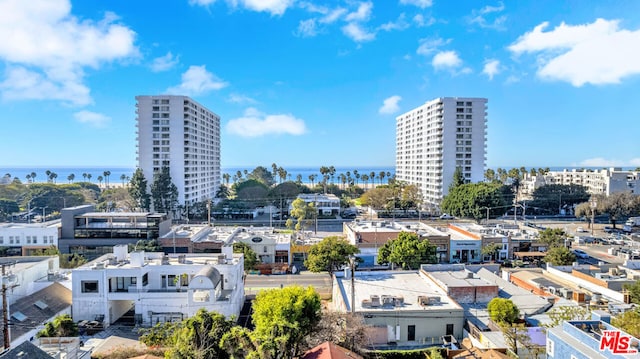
[1, 165, 634, 185]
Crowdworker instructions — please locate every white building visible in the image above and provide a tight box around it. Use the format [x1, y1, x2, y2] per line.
[292, 194, 340, 215]
[521, 167, 640, 197]
[0, 222, 58, 256]
[136, 95, 221, 206]
[396, 97, 487, 209]
[72, 245, 244, 327]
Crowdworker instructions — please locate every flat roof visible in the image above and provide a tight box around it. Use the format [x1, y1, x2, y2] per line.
[75, 212, 154, 218]
[476, 268, 552, 315]
[336, 271, 461, 312]
[428, 270, 496, 288]
[76, 251, 242, 270]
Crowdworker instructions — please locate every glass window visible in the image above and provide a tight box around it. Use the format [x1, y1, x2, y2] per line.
[81, 281, 99, 293]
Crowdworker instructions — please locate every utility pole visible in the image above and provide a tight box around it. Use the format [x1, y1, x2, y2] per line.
[1, 262, 18, 350]
[349, 256, 356, 314]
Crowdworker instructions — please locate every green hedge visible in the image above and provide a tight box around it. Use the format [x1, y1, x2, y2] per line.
[363, 347, 445, 359]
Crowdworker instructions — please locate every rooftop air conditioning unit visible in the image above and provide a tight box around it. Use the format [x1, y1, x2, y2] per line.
[370, 295, 381, 307]
[178, 255, 186, 264]
[361, 299, 372, 308]
[381, 295, 394, 306]
[93, 263, 105, 270]
[393, 296, 404, 306]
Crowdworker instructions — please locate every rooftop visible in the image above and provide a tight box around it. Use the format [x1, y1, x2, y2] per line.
[335, 271, 461, 312]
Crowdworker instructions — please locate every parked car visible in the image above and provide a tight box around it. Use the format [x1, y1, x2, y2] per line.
[439, 213, 454, 220]
[576, 227, 587, 233]
[572, 249, 589, 259]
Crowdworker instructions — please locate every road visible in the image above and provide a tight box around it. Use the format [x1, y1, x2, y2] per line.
[244, 272, 333, 297]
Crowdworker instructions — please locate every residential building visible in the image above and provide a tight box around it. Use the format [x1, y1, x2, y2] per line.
[160, 225, 291, 267]
[521, 168, 640, 198]
[59, 205, 170, 259]
[136, 95, 221, 207]
[0, 222, 58, 256]
[292, 194, 340, 215]
[396, 97, 487, 209]
[332, 270, 464, 349]
[72, 245, 244, 327]
[0, 256, 61, 308]
[547, 311, 639, 358]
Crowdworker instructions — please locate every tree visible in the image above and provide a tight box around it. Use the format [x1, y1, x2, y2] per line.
[441, 182, 513, 222]
[542, 306, 589, 330]
[67, 173, 75, 183]
[596, 192, 640, 228]
[487, 298, 519, 325]
[623, 280, 640, 305]
[128, 168, 151, 211]
[144, 309, 234, 359]
[529, 184, 589, 215]
[359, 186, 394, 211]
[612, 308, 640, 338]
[304, 236, 359, 275]
[302, 311, 369, 354]
[216, 185, 230, 199]
[544, 246, 576, 266]
[248, 166, 275, 186]
[250, 286, 321, 358]
[0, 199, 19, 221]
[378, 231, 437, 269]
[288, 197, 315, 232]
[150, 167, 178, 214]
[481, 243, 502, 261]
[37, 314, 78, 338]
[97, 175, 104, 186]
[233, 242, 258, 271]
[120, 173, 127, 186]
[538, 228, 568, 248]
[450, 166, 465, 191]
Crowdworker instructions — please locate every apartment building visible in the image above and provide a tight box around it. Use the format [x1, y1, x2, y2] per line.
[72, 245, 244, 327]
[521, 168, 639, 197]
[0, 222, 58, 256]
[396, 97, 487, 209]
[136, 95, 221, 207]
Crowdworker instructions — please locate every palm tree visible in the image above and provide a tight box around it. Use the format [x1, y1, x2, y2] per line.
[25, 174, 31, 183]
[222, 173, 231, 185]
[87, 173, 92, 182]
[97, 176, 104, 186]
[308, 174, 317, 187]
[50, 172, 58, 183]
[120, 174, 127, 186]
[67, 173, 75, 183]
[103, 171, 111, 188]
[370, 171, 376, 186]
[362, 174, 369, 188]
[296, 174, 302, 184]
[45, 170, 52, 183]
[379, 171, 386, 185]
[30, 172, 36, 183]
[82, 173, 87, 181]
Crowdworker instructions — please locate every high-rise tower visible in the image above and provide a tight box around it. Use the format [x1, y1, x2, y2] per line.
[136, 95, 220, 208]
[396, 97, 487, 209]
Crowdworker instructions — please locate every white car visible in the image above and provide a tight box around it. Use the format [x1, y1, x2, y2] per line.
[576, 227, 587, 233]
[440, 213, 454, 220]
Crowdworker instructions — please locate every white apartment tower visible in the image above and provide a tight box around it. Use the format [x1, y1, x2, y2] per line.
[396, 97, 487, 209]
[136, 95, 220, 206]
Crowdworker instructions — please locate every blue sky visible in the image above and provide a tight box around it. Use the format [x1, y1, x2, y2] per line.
[1, 0, 640, 169]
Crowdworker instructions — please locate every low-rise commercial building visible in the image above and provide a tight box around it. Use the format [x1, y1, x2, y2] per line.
[0, 222, 59, 256]
[332, 270, 464, 349]
[72, 245, 244, 327]
[293, 194, 340, 215]
[60, 205, 170, 259]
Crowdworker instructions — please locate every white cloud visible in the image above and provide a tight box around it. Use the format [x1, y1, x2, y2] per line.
[189, 0, 216, 5]
[342, 23, 375, 42]
[192, 0, 293, 15]
[166, 65, 228, 95]
[432, 51, 460, 68]
[227, 93, 257, 104]
[0, 0, 138, 106]
[150, 52, 179, 72]
[379, 95, 402, 114]
[432, 51, 471, 75]
[468, 2, 507, 30]
[576, 157, 640, 167]
[295, 19, 318, 37]
[379, 14, 410, 32]
[399, 0, 433, 9]
[320, 8, 347, 23]
[73, 110, 111, 127]
[509, 18, 640, 86]
[416, 37, 450, 56]
[226, 108, 307, 137]
[413, 14, 435, 27]
[345, 2, 373, 22]
[482, 59, 501, 80]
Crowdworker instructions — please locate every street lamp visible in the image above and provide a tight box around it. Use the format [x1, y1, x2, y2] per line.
[590, 198, 598, 236]
[41, 206, 48, 223]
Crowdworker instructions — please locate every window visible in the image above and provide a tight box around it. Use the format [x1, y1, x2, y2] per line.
[546, 338, 554, 356]
[142, 273, 148, 286]
[81, 281, 99, 293]
[408, 325, 416, 341]
[446, 324, 454, 336]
